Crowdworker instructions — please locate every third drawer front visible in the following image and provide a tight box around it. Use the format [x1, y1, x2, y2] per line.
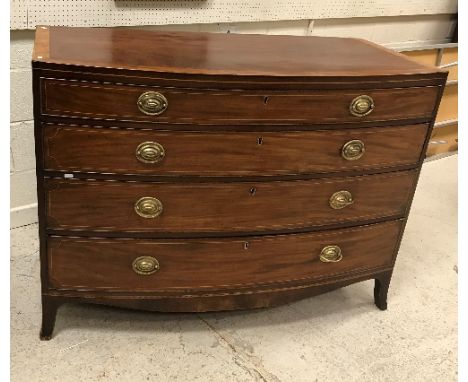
[46, 170, 417, 234]
[48, 220, 403, 291]
[43, 124, 428, 176]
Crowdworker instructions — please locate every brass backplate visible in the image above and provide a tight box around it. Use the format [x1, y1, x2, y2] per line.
[342, 139, 365, 161]
[320, 245, 343, 263]
[329, 190, 354, 209]
[134, 197, 163, 218]
[349, 95, 374, 117]
[132, 256, 160, 275]
[137, 91, 168, 116]
[136, 141, 165, 164]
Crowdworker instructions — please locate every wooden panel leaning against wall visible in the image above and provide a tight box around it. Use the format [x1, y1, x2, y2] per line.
[401, 45, 458, 157]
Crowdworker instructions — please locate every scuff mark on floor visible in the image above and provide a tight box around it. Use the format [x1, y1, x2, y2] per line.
[59, 339, 89, 352]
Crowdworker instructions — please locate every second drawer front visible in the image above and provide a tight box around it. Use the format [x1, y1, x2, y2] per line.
[43, 124, 428, 176]
[46, 171, 417, 233]
[48, 220, 402, 291]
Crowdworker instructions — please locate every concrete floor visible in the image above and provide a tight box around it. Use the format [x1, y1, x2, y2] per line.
[11, 155, 457, 382]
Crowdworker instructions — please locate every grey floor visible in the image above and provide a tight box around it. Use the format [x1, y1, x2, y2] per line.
[11, 155, 457, 382]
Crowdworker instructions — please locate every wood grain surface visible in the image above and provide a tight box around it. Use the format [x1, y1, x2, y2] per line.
[33, 27, 441, 77]
[45, 171, 417, 234]
[43, 123, 428, 176]
[42, 79, 439, 125]
[48, 220, 402, 291]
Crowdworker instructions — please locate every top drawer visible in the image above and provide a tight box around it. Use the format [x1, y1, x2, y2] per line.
[40, 79, 439, 125]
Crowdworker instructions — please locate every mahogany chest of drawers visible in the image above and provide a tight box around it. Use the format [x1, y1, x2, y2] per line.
[32, 26, 447, 340]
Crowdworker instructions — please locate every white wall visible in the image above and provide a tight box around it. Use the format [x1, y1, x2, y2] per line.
[10, 30, 37, 228]
[10, 0, 458, 29]
[9, 2, 457, 228]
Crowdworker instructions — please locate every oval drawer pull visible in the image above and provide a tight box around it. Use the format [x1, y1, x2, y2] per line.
[329, 190, 354, 209]
[132, 256, 160, 275]
[320, 245, 343, 263]
[137, 91, 168, 116]
[136, 141, 165, 164]
[349, 95, 374, 117]
[342, 139, 365, 161]
[134, 197, 163, 218]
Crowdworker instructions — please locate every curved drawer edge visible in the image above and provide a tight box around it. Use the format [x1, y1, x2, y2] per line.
[46, 220, 403, 295]
[44, 268, 392, 312]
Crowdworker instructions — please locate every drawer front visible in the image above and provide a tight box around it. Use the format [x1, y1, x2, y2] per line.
[46, 171, 417, 233]
[41, 79, 438, 124]
[48, 220, 402, 291]
[43, 124, 428, 176]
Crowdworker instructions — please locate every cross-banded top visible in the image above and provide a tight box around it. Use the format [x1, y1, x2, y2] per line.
[33, 26, 441, 78]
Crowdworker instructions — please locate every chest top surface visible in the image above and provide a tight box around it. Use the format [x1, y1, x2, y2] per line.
[33, 26, 440, 78]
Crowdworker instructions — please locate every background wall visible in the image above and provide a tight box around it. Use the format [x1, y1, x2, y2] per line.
[10, 0, 458, 227]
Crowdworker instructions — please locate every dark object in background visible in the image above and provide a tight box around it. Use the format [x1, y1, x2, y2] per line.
[452, 15, 457, 43]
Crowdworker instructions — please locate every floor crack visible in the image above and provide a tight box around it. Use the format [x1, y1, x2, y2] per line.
[198, 315, 282, 382]
[177, 320, 187, 354]
[10, 222, 38, 230]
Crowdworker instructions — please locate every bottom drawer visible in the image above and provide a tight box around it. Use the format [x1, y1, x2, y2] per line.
[48, 220, 403, 292]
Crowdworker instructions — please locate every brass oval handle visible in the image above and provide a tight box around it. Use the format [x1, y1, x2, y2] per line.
[329, 190, 354, 209]
[137, 91, 168, 116]
[342, 140, 365, 161]
[349, 95, 374, 117]
[320, 245, 343, 263]
[134, 197, 163, 218]
[136, 141, 165, 164]
[132, 256, 160, 275]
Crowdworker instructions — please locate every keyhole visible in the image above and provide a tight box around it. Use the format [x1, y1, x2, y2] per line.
[263, 96, 269, 105]
[249, 187, 257, 196]
[257, 137, 263, 145]
[244, 242, 250, 250]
